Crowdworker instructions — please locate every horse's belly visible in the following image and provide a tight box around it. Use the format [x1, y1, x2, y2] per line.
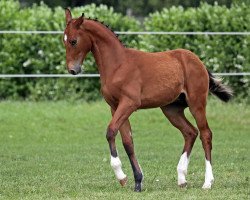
[137, 53, 184, 109]
[140, 81, 183, 109]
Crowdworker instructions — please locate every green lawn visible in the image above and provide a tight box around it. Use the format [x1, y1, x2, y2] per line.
[0, 99, 249, 199]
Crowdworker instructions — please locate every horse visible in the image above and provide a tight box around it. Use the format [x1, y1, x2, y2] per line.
[63, 9, 233, 192]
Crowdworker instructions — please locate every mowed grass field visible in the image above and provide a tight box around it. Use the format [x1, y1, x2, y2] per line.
[0, 99, 249, 199]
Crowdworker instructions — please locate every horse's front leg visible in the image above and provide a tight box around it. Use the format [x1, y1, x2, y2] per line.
[106, 98, 138, 188]
[118, 119, 143, 192]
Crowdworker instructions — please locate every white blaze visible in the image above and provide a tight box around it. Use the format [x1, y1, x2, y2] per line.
[110, 156, 126, 180]
[177, 152, 189, 185]
[202, 160, 214, 189]
[64, 34, 67, 42]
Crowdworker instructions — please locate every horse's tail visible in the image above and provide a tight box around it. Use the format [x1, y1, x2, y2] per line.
[207, 70, 233, 102]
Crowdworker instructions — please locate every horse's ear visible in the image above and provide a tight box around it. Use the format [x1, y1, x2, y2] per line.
[65, 8, 72, 25]
[74, 13, 84, 29]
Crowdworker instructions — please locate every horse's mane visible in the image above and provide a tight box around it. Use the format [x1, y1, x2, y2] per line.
[86, 17, 125, 47]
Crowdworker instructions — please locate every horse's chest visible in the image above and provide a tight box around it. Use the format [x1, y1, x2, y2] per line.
[101, 84, 120, 106]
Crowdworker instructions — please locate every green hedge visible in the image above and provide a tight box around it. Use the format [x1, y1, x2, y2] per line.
[0, 1, 249, 101]
[141, 3, 250, 98]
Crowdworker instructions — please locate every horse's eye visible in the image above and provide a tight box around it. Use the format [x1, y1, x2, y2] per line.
[70, 40, 77, 46]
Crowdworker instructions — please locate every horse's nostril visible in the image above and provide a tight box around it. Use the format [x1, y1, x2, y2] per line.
[68, 65, 81, 75]
[69, 69, 77, 75]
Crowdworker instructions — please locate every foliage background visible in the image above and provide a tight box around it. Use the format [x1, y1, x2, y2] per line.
[0, 0, 249, 101]
[0, 1, 140, 101]
[18, 0, 250, 16]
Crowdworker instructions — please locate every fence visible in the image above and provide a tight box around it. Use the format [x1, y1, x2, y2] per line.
[1, 30, 250, 78]
[1, 31, 250, 35]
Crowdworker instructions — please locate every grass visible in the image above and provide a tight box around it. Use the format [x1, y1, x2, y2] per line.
[0, 98, 249, 199]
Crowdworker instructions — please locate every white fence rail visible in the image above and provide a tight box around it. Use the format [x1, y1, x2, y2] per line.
[0, 73, 249, 78]
[0, 30, 250, 35]
[0, 30, 249, 77]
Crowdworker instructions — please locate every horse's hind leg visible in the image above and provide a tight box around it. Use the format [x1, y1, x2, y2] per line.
[188, 95, 214, 189]
[119, 119, 143, 192]
[161, 104, 198, 187]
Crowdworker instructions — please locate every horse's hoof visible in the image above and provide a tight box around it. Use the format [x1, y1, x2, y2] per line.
[202, 178, 214, 189]
[202, 182, 212, 190]
[178, 182, 187, 188]
[134, 182, 142, 192]
[119, 176, 128, 187]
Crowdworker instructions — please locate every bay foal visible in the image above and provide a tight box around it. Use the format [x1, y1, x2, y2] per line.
[63, 10, 233, 192]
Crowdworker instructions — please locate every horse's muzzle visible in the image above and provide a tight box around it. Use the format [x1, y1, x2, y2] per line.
[68, 65, 81, 75]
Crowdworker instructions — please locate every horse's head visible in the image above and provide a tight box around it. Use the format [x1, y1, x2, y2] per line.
[63, 9, 92, 75]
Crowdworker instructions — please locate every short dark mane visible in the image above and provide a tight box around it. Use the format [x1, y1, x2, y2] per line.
[86, 17, 125, 46]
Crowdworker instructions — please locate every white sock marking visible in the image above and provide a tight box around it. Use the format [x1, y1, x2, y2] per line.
[202, 160, 214, 189]
[110, 156, 126, 180]
[64, 34, 67, 42]
[177, 152, 189, 185]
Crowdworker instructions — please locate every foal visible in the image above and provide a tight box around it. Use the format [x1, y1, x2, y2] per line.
[63, 9, 233, 192]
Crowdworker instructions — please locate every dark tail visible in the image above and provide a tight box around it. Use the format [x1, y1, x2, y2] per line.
[207, 70, 233, 102]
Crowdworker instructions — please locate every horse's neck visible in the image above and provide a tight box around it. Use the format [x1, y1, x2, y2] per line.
[85, 20, 126, 84]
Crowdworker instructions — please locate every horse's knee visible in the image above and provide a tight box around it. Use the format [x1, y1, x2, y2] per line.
[183, 126, 198, 140]
[191, 127, 199, 139]
[200, 129, 213, 150]
[106, 127, 117, 142]
[106, 130, 113, 142]
[199, 128, 212, 140]
[193, 129, 199, 137]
